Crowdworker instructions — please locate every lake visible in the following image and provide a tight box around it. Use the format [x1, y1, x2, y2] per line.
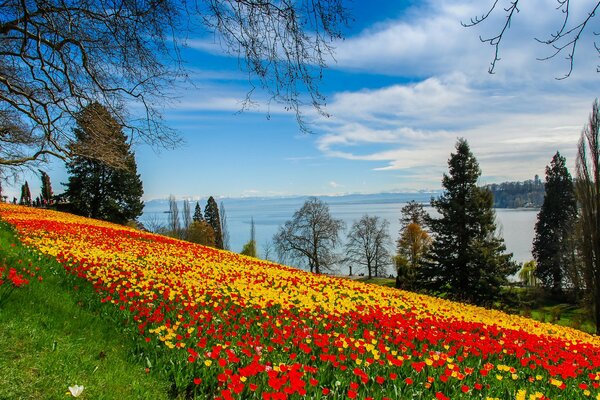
[141, 193, 538, 274]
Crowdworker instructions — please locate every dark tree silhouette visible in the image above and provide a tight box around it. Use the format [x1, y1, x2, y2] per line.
[204, 196, 223, 249]
[39, 170, 53, 205]
[419, 138, 517, 305]
[576, 99, 600, 334]
[64, 103, 143, 224]
[532, 152, 577, 295]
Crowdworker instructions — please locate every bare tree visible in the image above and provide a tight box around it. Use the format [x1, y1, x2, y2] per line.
[220, 201, 230, 250]
[0, 0, 349, 173]
[576, 99, 600, 334]
[273, 197, 344, 274]
[465, 1, 600, 78]
[344, 215, 391, 278]
[142, 213, 168, 235]
[262, 239, 275, 262]
[167, 195, 181, 238]
[182, 199, 192, 236]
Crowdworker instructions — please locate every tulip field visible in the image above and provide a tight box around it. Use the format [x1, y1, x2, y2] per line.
[1, 204, 600, 399]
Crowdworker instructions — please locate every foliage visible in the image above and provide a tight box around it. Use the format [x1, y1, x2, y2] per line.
[519, 260, 539, 287]
[3, 204, 600, 399]
[241, 217, 257, 257]
[396, 222, 431, 290]
[240, 240, 258, 258]
[205, 196, 223, 249]
[19, 181, 31, 206]
[187, 221, 216, 248]
[420, 138, 517, 306]
[0, 0, 349, 170]
[345, 214, 391, 278]
[399, 201, 428, 228]
[193, 202, 204, 223]
[576, 98, 600, 334]
[64, 103, 144, 225]
[39, 170, 53, 205]
[533, 152, 578, 295]
[274, 197, 344, 274]
[484, 178, 545, 208]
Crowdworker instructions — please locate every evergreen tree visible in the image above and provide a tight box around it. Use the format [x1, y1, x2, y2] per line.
[532, 152, 577, 295]
[64, 103, 144, 224]
[400, 201, 428, 228]
[19, 181, 31, 205]
[39, 170, 53, 205]
[204, 196, 223, 249]
[419, 138, 517, 305]
[193, 202, 204, 222]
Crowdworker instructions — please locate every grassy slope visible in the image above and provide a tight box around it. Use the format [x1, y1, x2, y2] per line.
[0, 222, 171, 400]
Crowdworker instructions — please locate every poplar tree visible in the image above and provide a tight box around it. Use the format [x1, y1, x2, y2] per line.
[204, 196, 223, 249]
[19, 181, 31, 205]
[419, 138, 517, 305]
[39, 170, 53, 205]
[532, 152, 577, 295]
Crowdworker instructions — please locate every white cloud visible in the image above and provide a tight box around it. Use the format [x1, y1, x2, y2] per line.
[332, 0, 599, 83]
[312, 71, 594, 184]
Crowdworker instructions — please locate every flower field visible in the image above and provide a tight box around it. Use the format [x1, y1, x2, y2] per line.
[2, 204, 600, 399]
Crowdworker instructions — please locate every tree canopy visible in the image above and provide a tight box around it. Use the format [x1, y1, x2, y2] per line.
[532, 152, 577, 295]
[64, 103, 144, 224]
[0, 0, 349, 172]
[205, 196, 223, 249]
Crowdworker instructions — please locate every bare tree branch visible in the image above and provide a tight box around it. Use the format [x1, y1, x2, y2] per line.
[465, 0, 600, 78]
[0, 0, 349, 175]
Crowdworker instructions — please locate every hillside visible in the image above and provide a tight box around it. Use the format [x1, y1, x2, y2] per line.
[1, 204, 599, 399]
[485, 178, 545, 208]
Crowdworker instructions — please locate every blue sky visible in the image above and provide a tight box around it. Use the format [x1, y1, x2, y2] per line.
[6, 0, 600, 201]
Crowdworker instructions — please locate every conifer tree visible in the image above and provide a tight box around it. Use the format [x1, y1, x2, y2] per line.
[19, 181, 31, 205]
[204, 196, 223, 249]
[64, 103, 144, 224]
[39, 170, 53, 205]
[532, 152, 577, 295]
[419, 138, 517, 305]
[193, 202, 204, 222]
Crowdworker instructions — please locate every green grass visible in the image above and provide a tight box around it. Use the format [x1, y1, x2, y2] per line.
[0, 222, 172, 400]
[354, 277, 396, 288]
